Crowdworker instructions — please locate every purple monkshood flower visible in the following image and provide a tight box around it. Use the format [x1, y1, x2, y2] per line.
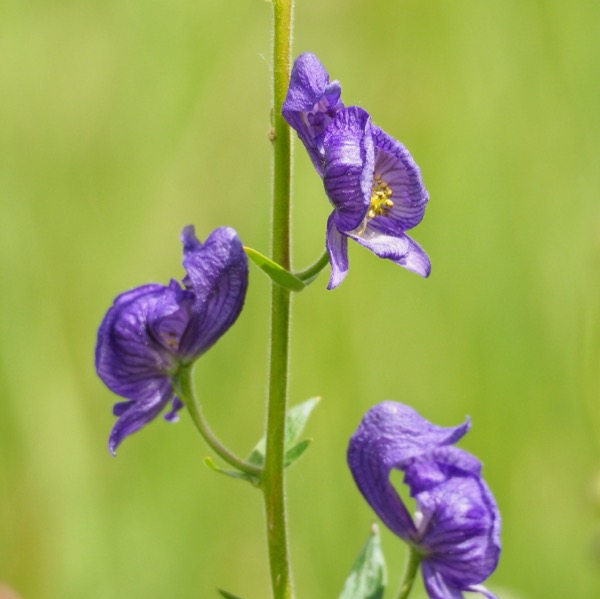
[283, 53, 430, 289]
[95, 226, 248, 455]
[348, 402, 501, 599]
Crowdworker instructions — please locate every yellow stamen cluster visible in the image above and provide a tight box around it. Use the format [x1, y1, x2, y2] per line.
[368, 173, 394, 219]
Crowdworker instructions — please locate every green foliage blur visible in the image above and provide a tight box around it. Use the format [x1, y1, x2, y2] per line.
[1, 0, 599, 597]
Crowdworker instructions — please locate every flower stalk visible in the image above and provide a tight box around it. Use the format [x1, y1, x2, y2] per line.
[295, 250, 329, 283]
[263, 1, 295, 598]
[396, 547, 422, 599]
[174, 367, 261, 477]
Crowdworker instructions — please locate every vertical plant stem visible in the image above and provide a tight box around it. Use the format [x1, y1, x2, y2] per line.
[263, 1, 294, 599]
[396, 547, 422, 599]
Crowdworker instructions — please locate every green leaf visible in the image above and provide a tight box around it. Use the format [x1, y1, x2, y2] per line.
[284, 438, 311, 467]
[248, 397, 320, 468]
[339, 524, 387, 599]
[283, 396, 320, 447]
[203, 457, 260, 487]
[244, 246, 306, 292]
[217, 590, 244, 599]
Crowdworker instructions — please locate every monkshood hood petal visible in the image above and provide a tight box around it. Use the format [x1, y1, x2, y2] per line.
[282, 52, 344, 175]
[323, 106, 374, 233]
[347, 402, 471, 542]
[180, 226, 249, 359]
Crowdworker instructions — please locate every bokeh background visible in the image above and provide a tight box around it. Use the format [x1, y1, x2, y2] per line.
[1, 0, 599, 597]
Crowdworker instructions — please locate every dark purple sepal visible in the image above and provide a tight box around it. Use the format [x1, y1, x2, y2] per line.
[421, 563, 464, 599]
[108, 378, 174, 455]
[370, 126, 429, 232]
[347, 229, 431, 278]
[179, 226, 248, 359]
[164, 397, 185, 422]
[323, 106, 374, 232]
[403, 446, 482, 495]
[422, 562, 499, 599]
[95, 284, 183, 401]
[416, 476, 500, 588]
[325, 213, 349, 290]
[282, 52, 344, 175]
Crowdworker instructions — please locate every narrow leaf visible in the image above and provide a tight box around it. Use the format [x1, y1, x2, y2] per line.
[244, 246, 305, 292]
[339, 524, 387, 599]
[247, 443, 265, 468]
[217, 590, 244, 599]
[203, 457, 260, 487]
[248, 397, 320, 468]
[284, 397, 320, 447]
[284, 438, 312, 467]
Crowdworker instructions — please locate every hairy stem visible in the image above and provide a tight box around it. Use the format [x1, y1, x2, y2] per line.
[263, 1, 294, 598]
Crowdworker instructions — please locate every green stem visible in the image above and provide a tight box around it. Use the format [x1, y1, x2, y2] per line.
[295, 250, 329, 283]
[175, 367, 261, 477]
[263, 1, 294, 598]
[396, 547, 422, 599]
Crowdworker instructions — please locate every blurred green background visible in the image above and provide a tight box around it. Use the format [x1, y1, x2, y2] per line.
[1, 0, 599, 597]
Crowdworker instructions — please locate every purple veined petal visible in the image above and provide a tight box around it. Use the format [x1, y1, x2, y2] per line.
[163, 396, 185, 423]
[95, 284, 180, 401]
[323, 106, 374, 232]
[352, 402, 472, 470]
[179, 226, 249, 359]
[416, 476, 501, 589]
[347, 226, 431, 278]
[112, 400, 135, 417]
[347, 403, 471, 543]
[369, 125, 429, 231]
[146, 279, 195, 354]
[347, 440, 417, 542]
[403, 446, 483, 496]
[401, 236, 431, 278]
[347, 226, 411, 260]
[282, 52, 344, 175]
[421, 562, 464, 599]
[108, 379, 174, 455]
[325, 213, 349, 290]
[423, 564, 500, 599]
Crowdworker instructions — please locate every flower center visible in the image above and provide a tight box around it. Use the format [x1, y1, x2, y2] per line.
[367, 173, 394, 220]
[159, 331, 180, 352]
